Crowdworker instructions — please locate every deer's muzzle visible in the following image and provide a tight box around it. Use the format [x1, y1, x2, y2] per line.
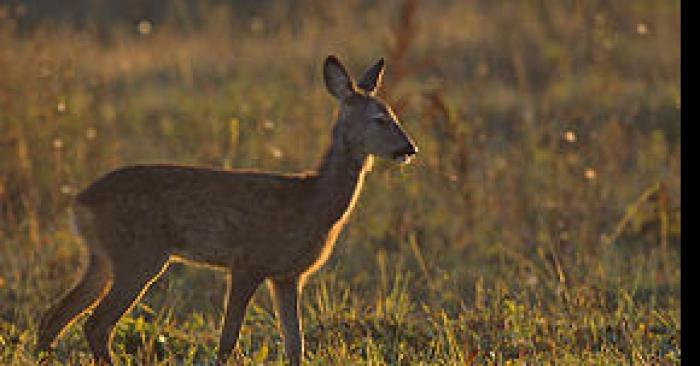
[392, 144, 417, 164]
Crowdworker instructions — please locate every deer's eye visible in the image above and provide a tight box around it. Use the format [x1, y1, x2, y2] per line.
[372, 116, 389, 125]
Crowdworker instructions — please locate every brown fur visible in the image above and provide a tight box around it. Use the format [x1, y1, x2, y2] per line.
[36, 55, 416, 365]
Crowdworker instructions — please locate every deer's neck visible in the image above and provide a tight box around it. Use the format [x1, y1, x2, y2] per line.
[312, 124, 372, 227]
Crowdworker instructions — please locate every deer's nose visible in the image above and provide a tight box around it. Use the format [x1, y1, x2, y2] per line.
[395, 144, 418, 158]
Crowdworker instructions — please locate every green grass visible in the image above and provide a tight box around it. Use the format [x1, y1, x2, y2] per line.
[0, 1, 680, 364]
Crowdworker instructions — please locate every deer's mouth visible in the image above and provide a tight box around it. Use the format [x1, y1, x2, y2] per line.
[392, 145, 417, 164]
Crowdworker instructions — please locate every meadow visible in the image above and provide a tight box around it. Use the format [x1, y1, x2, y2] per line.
[0, 1, 680, 364]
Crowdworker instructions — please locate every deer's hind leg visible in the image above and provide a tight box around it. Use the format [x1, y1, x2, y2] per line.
[36, 253, 111, 354]
[83, 248, 169, 365]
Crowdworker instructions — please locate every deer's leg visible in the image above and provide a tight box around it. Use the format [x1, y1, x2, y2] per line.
[216, 270, 264, 364]
[271, 276, 303, 366]
[36, 253, 111, 354]
[83, 254, 168, 365]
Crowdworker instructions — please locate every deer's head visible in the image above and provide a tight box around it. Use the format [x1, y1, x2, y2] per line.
[323, 55, 417, 164]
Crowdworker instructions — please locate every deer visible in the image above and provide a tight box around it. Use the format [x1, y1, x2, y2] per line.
[36, 55, 417, 365]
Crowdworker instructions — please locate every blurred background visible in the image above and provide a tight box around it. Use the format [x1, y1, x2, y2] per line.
[0, 0, 680, 364]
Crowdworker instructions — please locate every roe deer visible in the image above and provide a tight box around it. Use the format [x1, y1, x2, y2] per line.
[36, 55, 417, 365]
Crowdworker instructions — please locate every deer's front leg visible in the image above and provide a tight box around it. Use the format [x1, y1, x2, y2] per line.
[217, 270, 263, 365]
[271, 276, 303, 366]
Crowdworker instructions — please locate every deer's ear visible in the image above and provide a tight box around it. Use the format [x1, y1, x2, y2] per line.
[324, 55, 356, 100]
[357, 58, 385, 95]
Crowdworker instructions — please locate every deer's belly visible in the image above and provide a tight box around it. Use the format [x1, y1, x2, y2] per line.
[168, 217, 345, 278]
[169, 243, 243, 269]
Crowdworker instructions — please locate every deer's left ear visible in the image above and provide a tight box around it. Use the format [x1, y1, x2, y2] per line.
[357, 58, 385, 95]
[324, 55, 357, 100]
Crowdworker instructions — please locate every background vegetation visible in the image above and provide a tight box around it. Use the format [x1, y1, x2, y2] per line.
[0, 0, 680, 364]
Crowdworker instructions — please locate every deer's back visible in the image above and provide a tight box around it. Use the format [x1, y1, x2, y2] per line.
[77, 164, 310, 205]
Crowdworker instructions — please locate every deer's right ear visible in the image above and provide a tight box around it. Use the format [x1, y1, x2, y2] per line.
[324, 55, 356, 100]
[357, 58, 385, 95]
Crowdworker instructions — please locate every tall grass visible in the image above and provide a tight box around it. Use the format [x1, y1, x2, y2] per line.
[0, 0, 680, 364]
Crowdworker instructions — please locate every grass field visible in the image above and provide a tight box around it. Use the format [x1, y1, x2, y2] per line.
[0, 1, 680, 364]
